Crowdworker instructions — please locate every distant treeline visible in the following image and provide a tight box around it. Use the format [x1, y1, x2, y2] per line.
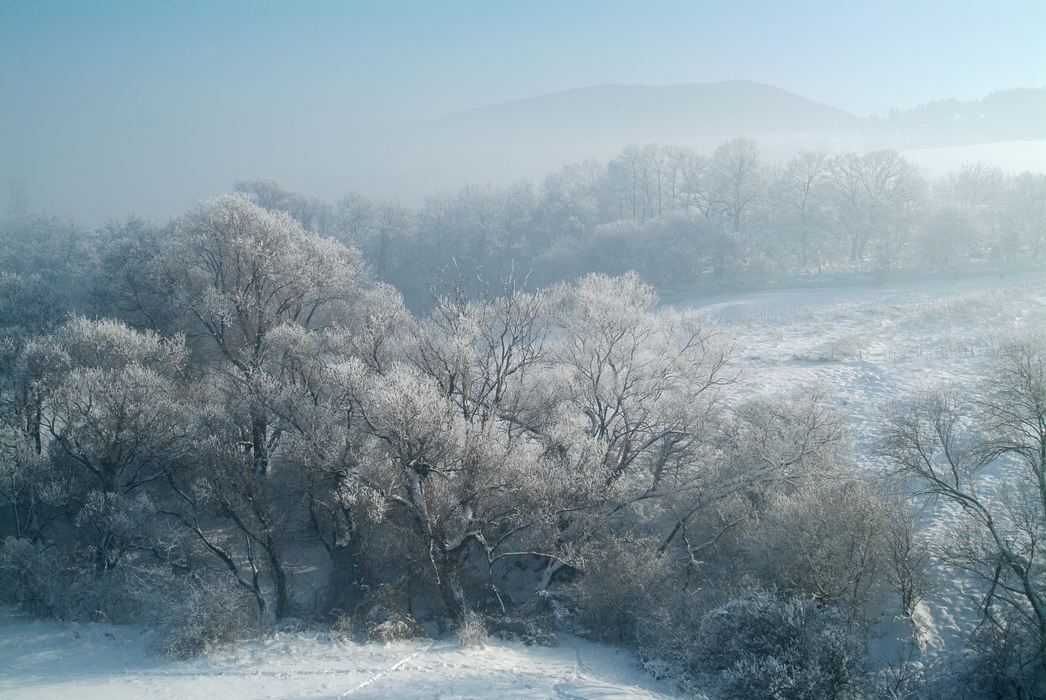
[3, 136, 1043, 312]
[869, 87, 1046, 143]
[235, 138, 1044, 309]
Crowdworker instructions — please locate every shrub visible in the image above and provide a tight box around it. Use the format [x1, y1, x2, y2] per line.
[956, 615, 1046, 700]
[328, 608, 356, 643]
[361, 586, 424, 643]
[693, 587, 868, 700]
[0, 537, 72, 618]
[456, 612, 488, 648]
[572, 534, 675, 646]
[155, 579, 260, 659]
[364, 610, 424, 643]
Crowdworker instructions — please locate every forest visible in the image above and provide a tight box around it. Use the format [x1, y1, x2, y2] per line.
[1, 137, 1045, 699]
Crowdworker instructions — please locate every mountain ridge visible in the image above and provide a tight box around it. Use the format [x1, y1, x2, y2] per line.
[417, 80, 864, 142]
[401, 82, 1044, 148]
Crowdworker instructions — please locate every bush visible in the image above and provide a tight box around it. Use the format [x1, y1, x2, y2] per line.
[364, 610, 424, 643]
[328, 608, 356, 643]
[572, 534, 675, 646]
[743, 478, 890, 616]
[361, 585, 424, 643]
[693, 587, 868, 700]
[956, 615, 1046, 700]
[456, 612, 488, 648]
[155, 579, 260, 659]
[0, 537, 73, 618]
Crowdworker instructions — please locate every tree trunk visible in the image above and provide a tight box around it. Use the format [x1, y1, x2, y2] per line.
[252, 413, 269, 474]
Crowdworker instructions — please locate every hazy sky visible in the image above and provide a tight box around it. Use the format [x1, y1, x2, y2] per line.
[2, 0, 1044, 222]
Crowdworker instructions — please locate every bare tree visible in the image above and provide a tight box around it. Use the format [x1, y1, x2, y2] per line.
[710, 136, 765, 235]
[879, 335, 1046, 689]
[1010, 172, 1046, 260]
[775, 150, 830, 269]
[6, 177, 29, 216]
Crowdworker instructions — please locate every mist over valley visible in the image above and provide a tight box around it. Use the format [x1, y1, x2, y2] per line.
[2, 3, 1045, 698]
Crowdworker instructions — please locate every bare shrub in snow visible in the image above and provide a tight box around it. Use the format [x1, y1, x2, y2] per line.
[456, 611, 488, 647]
[0, 536, 72, 618]
[743, 477, 892, 616]
[571, 534, 678, 647]
[365, 611, 424, 644]
[328, 608, 356, 643]
[362, 585, 425, 643]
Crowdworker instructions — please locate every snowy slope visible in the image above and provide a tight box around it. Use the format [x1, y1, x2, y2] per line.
[683, 272, 1046, 460]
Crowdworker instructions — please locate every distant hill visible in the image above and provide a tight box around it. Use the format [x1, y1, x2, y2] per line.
[416, 81, 864, 143]
[336, 84, 1043, 203]
[871, 87, 1046, 146]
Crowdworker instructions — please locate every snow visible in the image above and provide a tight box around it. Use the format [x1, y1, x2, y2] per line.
[899, 139, 1046, 180]
[681, 272, 1046, 466]
[0, 614, 677, 699]
[3, 271, 1043, 697]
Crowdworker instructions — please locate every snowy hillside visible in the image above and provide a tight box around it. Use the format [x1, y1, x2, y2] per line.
[687, 272, 1046, 457]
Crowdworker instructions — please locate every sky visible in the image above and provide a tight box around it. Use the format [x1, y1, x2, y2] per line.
[1, 0, 1044, 223]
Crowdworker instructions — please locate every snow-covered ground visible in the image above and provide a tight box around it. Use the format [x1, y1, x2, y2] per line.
[685, 271, 1046, 464]
[0, 613, 676, 699]
[3, 272, 1043, 698]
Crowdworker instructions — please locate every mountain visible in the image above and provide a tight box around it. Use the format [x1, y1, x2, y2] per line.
[416, 81, 864, 143]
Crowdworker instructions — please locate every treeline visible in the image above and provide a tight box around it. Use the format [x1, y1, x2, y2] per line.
[0, 151, 1043, 697]
[227, 138, 1044, 309]
[5, 138, 1044, 313]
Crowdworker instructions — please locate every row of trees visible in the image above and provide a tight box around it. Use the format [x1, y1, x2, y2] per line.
[1, 176, 1043, 695]
[4, 139, 1043, 313]
[222, 140, 1045, 309]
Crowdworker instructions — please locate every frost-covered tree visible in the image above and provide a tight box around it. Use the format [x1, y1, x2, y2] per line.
[549, 272, 732, 497]
[1010, 172, 1046, 260]
[828, 150, 923, 265]
[774, 150, 831, 269]
[337, 276, 584, 620]
[710, 136, 766, 236]
[159, 193, 363, 471]
[0, 317, 195, 619]
[145, 195, 365, 620]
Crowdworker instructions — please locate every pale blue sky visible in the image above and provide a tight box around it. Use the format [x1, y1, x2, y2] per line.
[2, 0, 1043, 221]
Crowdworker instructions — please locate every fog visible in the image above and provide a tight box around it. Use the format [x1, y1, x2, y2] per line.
[4, 4, 1046, 697]
[1, 0, 1044, 224]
